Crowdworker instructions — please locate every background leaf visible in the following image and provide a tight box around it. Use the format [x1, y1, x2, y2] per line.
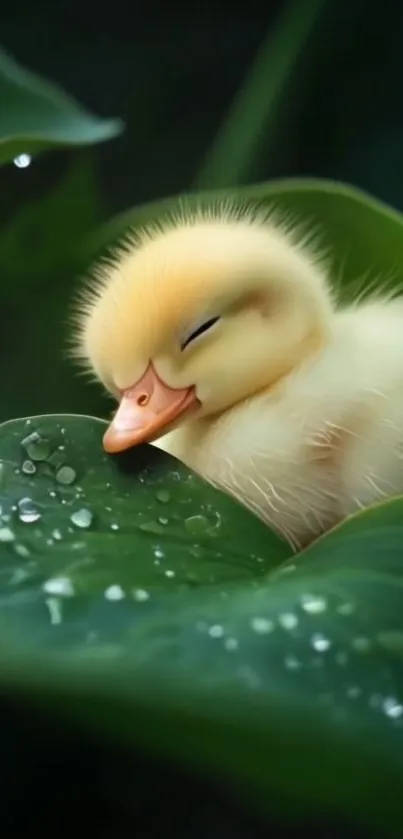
[0, 45, 123, 164]
[0, 413, 402, 835]
[195, 0, 327, 190]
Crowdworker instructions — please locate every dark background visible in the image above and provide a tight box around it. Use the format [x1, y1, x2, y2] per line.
[2, 1, 403, 226]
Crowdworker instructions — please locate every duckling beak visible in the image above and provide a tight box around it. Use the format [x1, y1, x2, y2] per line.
[103, 362, 199, 453]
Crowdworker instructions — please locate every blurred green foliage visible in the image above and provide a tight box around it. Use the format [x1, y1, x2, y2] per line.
[1, 2, 403, 837]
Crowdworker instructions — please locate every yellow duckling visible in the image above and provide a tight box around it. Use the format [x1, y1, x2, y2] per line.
[70, 203, 403, 550]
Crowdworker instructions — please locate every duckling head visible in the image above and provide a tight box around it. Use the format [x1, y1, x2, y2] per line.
[70, 204, 334, 453]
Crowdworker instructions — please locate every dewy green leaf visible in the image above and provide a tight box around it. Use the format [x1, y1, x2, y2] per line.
[0, 413, 287, 635]
[85, 177, 403, 301]
[0, 413, 403, 834]
[0, 45, 123, 164]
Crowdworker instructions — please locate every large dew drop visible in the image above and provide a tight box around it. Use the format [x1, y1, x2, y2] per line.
[311, 633, 331, 652]
[250, 616, 273, 634]
[300, 594, 327, 614]
[70, 508, 93, 529]
[56, 466, 76, 486]
[18, 497, 41, 523]
[21, 432, 51, 462]
[140, 520, 165, 534]
[185, 515, 209, 535]
[43, 576, 74, 597]
[0, 526, 15, 542]
[22, 460, 36, 476]
[156, 490, 170, 503]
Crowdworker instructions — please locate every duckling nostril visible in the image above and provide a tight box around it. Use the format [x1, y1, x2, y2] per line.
[137, 392, 149, 407]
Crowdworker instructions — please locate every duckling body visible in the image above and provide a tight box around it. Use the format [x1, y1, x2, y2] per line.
[71, 203, 403, 551]
[155, 299, 403, 549]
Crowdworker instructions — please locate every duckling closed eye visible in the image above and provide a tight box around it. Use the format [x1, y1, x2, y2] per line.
[70, 202, 403, 551]
[181, 315, 221, 350]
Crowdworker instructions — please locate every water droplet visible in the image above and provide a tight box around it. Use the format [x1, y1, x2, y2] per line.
[346, 685, 361, 699]
[300, 594, 327, 614]
[224, 637, 238, 651]
[154, 547, 164, 559]
[43, 576, 74, 597]
[45, 597, 63, 625]
[13, 542, 30, 558]
[279, 612, 298, 630]
[133, 588, 149, 602]
[351, 636, 371, 653]
[208, 624, 224, 638]
[156, 489, 170, 503]
[52, 529, 62, 541]
[250, 617, 273, 634]
[185, 515, 209, 534]
[383, 697, 403, 719]
[105, 584, 125, 601]
[140, 520, 165, 534]
[71, 508, 93, 529]
[165, 569, 175, 578]
[0, 526, 15, 542]
[337, 602, 355, 616]
[22, 460, 36, 475]
[56, 466, 76, 486]
[284, 655, 302, 670]
[18, 497, 41, 523]
[22, 432, 51, 461]
[110, 522, 119, 531]
[14, 153, 32, 168]
[312, 633, 331, 652]
[158, 517, 169, 525]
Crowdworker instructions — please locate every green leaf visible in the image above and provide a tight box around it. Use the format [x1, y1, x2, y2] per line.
[0, 45, 123, 163]
[0, 413, 403, 835]
[0, 413, 288, 632]
[195, 0, 327, 190]
[85, 178, 403, 303]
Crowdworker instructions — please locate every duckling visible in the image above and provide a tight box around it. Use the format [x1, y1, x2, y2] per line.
[70, 202, 403, 550]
